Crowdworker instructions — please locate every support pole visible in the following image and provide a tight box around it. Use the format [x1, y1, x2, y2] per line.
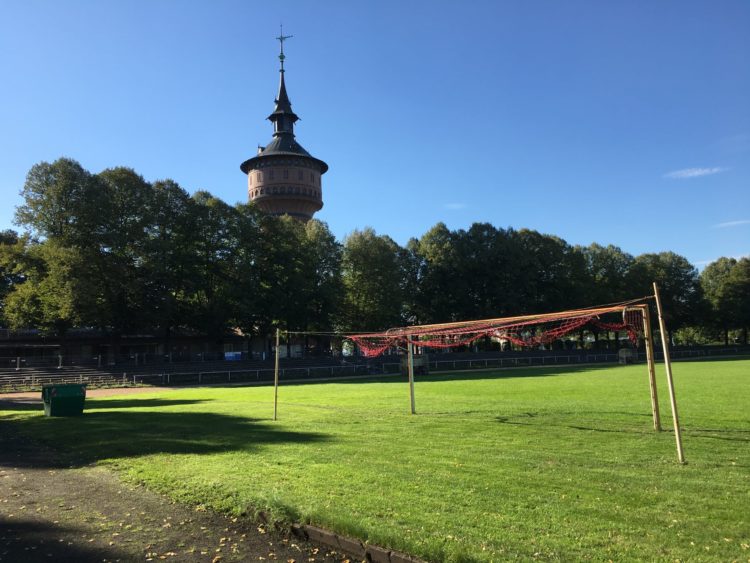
[407, 335, 416, 415]
[653, 283, 685, 463]
[640, 304, 661, 431]
[273, 328, 280, 421]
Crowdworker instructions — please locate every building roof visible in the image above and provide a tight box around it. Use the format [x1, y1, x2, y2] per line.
[240, 35, 328, 175]
[268, 71, 298, 121]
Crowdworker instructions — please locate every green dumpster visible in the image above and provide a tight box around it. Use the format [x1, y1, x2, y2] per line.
[41, 384, 86, 417]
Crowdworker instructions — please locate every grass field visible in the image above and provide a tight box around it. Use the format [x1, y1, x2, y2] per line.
[2, 359, 749, 561]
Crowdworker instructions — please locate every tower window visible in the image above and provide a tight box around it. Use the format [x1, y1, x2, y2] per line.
[284, 169, 289, 179]
[270, 170, 275, 180]
[298, 170, 303, 180]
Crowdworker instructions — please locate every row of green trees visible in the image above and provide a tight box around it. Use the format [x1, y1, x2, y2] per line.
[1, 158, 748, 346]
[345, 224, 749, 345]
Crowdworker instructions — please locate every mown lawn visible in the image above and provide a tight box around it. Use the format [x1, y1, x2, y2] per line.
[2, 359, 748, 561]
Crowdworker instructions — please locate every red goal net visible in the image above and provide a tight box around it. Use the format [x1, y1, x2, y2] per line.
[347, 302, 647, 358]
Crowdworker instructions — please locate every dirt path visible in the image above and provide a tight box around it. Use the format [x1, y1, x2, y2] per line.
[0, 385, 178, 402]
[0, 395, 356, 563]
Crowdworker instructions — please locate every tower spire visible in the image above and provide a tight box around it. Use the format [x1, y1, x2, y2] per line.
[276, 25, 293, 72]
[270, 26, 297, 135]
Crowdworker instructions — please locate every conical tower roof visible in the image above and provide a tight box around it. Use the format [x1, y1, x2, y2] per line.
[240, 42, 327, 172]
[268, 71, 298, 121]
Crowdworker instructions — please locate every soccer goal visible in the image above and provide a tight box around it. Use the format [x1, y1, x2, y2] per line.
[345, 283, 685, 463]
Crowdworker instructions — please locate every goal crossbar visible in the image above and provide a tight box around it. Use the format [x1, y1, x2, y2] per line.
[347, 297, 652, 358]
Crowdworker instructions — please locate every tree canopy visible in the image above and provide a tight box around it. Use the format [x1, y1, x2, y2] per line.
[2, 157, 742, 351]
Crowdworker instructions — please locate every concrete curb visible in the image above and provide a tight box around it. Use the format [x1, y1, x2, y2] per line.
[292, 524, 426, 563]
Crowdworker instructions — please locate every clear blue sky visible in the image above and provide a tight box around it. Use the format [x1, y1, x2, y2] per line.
[1, 0, 748, 267]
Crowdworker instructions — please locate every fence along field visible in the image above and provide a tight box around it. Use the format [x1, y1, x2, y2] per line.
[2, 358, 748, 562]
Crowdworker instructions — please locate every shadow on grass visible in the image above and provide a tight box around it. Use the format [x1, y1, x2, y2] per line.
[495, 411, 660, 436]
[0, 397, 205, 412]
[692, 426, 750, 433]
[0, 398, 41, 411]
[83, 398, 208, 410]
[495, 413, 750, 442]
[688, 429, 750, 442]
[2, 398, 331, 469]
[0, 397, 209, 412]
[565, 424, 749, 443]
[0, 518, 132, 562]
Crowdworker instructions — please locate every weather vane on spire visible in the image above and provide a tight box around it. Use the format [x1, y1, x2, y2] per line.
[276, 25, 293, 72]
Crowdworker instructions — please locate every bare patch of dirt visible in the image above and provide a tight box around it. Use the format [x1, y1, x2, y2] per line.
[0, 385, 177, 403]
